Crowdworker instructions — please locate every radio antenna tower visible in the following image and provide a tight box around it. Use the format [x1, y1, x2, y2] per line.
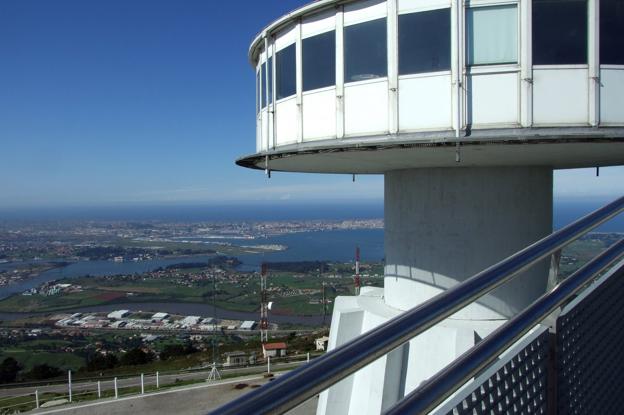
[207, 270, 221, 382]
[322, 281, 327, 326]
[354, 246, 361, 296]
[260, 262, 269, 343]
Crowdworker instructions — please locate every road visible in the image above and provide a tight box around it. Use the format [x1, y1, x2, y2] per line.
[0, 360, 307, 401]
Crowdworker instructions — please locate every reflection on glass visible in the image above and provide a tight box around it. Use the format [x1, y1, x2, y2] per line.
[533, 0, 587, 65]
[268, 56, 273, 105]
[303, 31, 336, 92]
[600, 0, 624, 65]
[256, 70, 260, 114]
[261, 61, 267, 108]
[276, 44, 296, 100]
[399, 8, 451, 75]
[466, 5, 517, 66]
[344, 18, 387, 82]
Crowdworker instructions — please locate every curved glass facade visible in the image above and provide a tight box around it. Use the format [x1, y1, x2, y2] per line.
[601, 0, 624, 65]
[251, 0, 623, 152]
[344, 18, 387, 82]
[399, 8, 451, 75]
[466, 5, 517, 66]
[303, 31, 336, 92]
[533, 0, 587, 65]
[276, 44, 296, 100]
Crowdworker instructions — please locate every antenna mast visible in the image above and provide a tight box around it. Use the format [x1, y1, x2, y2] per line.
[260, 262, 269, 343]
[207, 270, 221, 381]
[354, 246, 361, 295]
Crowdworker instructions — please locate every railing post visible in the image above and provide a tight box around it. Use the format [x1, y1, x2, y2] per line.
[156, 371, 160, 389]
[141, 373, 145, 394]
[114, 377, 118, 399]
[35, 389, 39, 408]
[547, 250, 562, 290]
[307, 352, 310, 363]
[267, 356, 271, 374]
[68, 370, 72, 402]
[97, 380, 101, 398]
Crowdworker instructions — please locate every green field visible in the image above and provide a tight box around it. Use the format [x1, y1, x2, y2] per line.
[0, 350, 85, 372]
[0, 262, 383, 315]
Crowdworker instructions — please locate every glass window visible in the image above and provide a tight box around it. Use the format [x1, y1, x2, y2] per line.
[533, 0, 587, 65]
[276, 44, 297, 100]
[303, 31, 336, 92]
[600, 0, 624, 65]
[267, 56, 273, 105]
[345, 18, 387, 82]
[256, 69, 261, 114]
[466, 5, 518, 66]
[261, 61, 267, 108]
[399, 8, 451, 75]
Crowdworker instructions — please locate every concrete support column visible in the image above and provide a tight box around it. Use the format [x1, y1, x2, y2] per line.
[384, 167, 553, 318]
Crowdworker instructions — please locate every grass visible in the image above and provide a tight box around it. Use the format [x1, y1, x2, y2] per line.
[0, 351, 85, 372]
[0, 261, 383, 317]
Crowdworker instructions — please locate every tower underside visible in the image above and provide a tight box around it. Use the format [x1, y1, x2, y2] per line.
[318, 166, 553, 415]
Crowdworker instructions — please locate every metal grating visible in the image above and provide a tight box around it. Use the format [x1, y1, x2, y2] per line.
[556, 263, 624, 414]
[445, 330, 550, 415]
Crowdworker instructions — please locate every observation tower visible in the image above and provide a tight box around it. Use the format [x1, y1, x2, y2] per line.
[237, 0, 624, 413]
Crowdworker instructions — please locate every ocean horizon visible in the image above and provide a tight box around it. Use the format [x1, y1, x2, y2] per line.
[0, 196, 622, 231]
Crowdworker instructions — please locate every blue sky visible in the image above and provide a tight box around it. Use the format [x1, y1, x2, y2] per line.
[0, 0, 621, 208]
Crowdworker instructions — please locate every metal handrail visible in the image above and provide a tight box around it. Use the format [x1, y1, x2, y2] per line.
[210, 196, 624, 415]
[385, 239, 624, 415]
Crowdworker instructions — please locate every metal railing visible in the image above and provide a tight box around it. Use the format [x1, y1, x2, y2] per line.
[387, 241, 624, 414]
[210, 195, 624, 415]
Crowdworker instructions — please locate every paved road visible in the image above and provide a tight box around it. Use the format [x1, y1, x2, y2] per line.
[22, 373, 318, 415]
[0, 360, 307, 401]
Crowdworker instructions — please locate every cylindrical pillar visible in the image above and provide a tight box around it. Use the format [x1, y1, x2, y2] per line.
[384, 167, 553, 318]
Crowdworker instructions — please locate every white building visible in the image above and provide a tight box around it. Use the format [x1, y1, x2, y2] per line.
[315, 336, 330, 351]
[224, 351, 248, 367]
[239, 320, 256, 330]
[262, 342, 288, 358]
[240, 0, 624, 414]
[151, 312, 169, 321]
[107, 310, 130, 320]
[178, 316, 201, 327]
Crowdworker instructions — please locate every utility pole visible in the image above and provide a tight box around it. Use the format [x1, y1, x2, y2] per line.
[260, 263, 269, 343]
[322, 281, 327, 327]
[207, 271, 221, 382]
[354, 246, 361, 296]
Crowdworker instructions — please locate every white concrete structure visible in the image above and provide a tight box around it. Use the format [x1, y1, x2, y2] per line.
[239, 0, 624, 414]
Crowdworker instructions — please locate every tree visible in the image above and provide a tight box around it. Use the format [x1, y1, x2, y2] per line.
[86, 353, 118, 371]
[25, 364, 62, 380]
[0, 357, 20, 384]
[120, 348, 155, 366]
[159, 343, 197, 361]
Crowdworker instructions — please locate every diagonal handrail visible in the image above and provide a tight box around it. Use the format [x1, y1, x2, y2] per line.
[385, 239, 624, 415]
[209, 196, 624, 415]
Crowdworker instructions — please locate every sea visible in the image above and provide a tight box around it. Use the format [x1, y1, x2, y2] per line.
[0, 197, 621, 319]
